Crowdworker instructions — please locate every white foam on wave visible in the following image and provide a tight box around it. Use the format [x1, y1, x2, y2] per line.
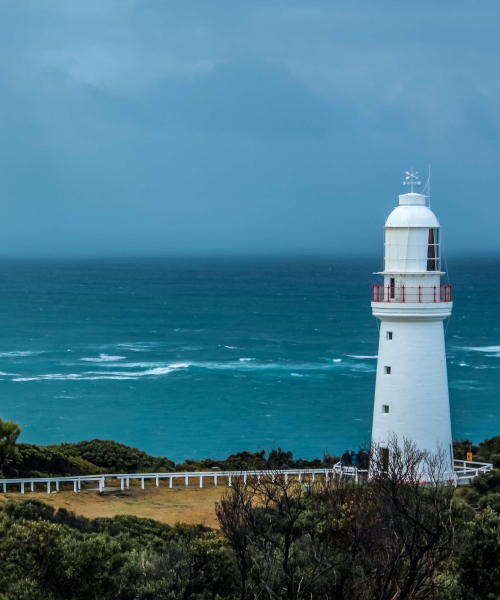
[0, 351, 45, 358]
[80, 354, 126, 363]
[347, 355, 378, 359]
[223, 345, 238, 349]
[462, 345, 500, 353]
[12, 362, 191, 382]
[10, 357, 378, 382]
[239, 358, 253, 362]
[116, 343, 157, 352]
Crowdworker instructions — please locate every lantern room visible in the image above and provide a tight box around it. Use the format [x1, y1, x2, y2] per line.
[373, 192, 451, 303]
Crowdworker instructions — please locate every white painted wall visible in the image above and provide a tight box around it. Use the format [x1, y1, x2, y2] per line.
[372, 317, 453, 460]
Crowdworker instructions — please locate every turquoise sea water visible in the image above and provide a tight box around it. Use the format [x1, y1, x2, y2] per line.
[0, 257, 498, 462]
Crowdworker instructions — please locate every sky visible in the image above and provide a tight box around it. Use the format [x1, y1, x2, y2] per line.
[0, 0, 498, 257]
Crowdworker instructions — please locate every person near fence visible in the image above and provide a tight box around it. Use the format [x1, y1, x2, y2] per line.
[341, 449, 351, 467]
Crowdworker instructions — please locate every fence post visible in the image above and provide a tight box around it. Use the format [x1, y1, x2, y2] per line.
[418, 286, 422, 303]
[402, 285, 405, 303]
[433, 285, 436, 302]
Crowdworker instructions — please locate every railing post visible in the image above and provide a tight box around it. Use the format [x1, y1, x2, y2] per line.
[387, 285, 390, 302]
[47, 481, 51, 494]
[74, 480, 78, 493]
[418, 286, 422, 303]
[31, 482, 34, 492]
[433, 285, 436, 302]
[21, 482, 25, 494]
[214, 474, 218, 486]
[185, 475, 188, 486]
[141, 477, 145, 490]
[402, 285, 405, 303]
[199, 476, 203, 489]
[228, 475, 232, 487]
[156, 475, 159, 487]
[169, 476, 173, 489]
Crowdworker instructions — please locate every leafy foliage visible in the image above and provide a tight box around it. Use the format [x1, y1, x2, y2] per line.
[0, 418, 21, 475]
[58, 439, 176, 474]
[2, 443, 102, 478]
[0, 498, 236, 600]
[176, 447, 337, 472]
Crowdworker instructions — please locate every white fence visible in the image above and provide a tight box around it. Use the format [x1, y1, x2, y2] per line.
[0, 460, 492, 495]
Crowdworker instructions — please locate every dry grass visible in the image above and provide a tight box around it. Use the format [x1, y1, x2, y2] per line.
[0, 481, 226, 529]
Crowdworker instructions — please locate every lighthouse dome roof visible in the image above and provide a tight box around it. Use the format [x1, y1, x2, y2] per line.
[385, 195, 440, 228]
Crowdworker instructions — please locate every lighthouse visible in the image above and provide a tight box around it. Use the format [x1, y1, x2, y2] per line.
[371, 171, 453, 466]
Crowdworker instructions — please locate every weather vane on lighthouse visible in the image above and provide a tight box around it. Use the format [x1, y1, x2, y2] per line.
[403, 168, 421, 193]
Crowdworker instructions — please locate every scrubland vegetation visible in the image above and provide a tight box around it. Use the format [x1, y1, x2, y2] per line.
[1, 419, 500, 599]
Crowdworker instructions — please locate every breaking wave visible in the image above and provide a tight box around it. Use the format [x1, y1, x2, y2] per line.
[0, 351, 45, 357]
[80, 354, 126, 362]
[463, 345, 500, 353]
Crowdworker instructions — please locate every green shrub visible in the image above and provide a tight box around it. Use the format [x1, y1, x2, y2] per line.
[2, 443, 102, 478]
[58, 439, 175, 474]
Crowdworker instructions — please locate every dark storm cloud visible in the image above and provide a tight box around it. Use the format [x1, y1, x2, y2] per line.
[0, 0, 498, 256]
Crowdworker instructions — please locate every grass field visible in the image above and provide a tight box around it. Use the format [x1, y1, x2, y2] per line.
[0, 482, 226, 529]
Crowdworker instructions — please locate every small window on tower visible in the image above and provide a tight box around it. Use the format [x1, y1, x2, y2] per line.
[384, 366, 391, 375]
[386, 332, 393, 340]
[382, 405, 389, 414]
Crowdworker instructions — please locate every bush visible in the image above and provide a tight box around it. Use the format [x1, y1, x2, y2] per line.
[2, 443, 102, 478]
[57, 439, 176, 474]
[479, 494, 500, 515]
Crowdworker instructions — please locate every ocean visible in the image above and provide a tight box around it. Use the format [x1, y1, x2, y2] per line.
[0, 257, 498, 463]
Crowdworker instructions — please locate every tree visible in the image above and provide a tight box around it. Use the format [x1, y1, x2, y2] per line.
[458, 507, 500, 599]
[0, 418, 21, 474]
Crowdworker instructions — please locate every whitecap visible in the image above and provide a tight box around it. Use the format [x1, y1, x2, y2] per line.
[347, 355, 378, 359]
[333, 358, 342, 363]
[291, 373, 302, 377]
[0, 351, 45, 357]
[80, 354, 126, 363]
[116, 343, 157, 352]
[463, 345, 500, 353]
[239, 358, 253, 362]
[223, 345, 237, 349]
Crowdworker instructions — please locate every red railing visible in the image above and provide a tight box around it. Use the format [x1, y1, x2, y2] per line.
[372, 284, 452, 303]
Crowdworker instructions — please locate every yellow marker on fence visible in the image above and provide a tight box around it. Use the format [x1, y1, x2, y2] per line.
[466, 452, 473, 462]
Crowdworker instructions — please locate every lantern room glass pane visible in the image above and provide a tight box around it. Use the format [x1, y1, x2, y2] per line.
[427, 228, 439, 271]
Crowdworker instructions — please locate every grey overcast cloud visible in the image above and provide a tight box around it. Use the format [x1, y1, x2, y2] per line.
[0, 0, 497, 256]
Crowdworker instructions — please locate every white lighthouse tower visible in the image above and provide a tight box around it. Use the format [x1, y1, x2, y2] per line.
[371, 170, 453, 466]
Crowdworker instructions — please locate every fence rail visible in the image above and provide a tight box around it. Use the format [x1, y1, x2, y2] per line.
[372, 284, 452, 303]
[0, 459, 491, 494]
